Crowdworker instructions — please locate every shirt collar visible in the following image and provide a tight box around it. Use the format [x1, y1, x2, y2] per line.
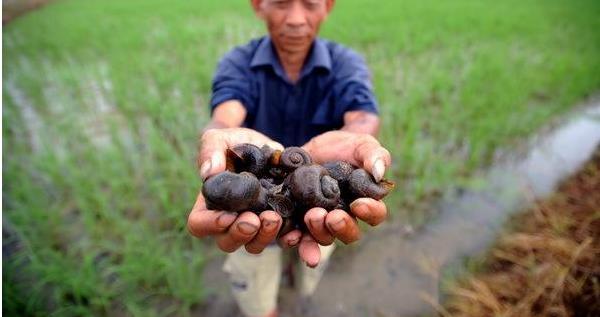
[250, 36, 332, 76]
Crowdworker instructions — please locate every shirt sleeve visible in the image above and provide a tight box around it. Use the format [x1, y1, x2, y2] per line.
[332, 49, 379, 118]
[210, 54, 254, 114]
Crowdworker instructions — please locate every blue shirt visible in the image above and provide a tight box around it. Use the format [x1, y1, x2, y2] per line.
[210, 36, 378, 147]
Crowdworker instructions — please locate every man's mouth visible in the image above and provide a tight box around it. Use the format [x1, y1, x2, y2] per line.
[283, 35, 307, 44]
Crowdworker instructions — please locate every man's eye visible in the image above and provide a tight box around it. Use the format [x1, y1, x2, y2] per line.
[303, 0, 321, 10]
[272, 0, 291, 8]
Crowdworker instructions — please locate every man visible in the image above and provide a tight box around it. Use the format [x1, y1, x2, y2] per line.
[187, 0, 392, 316]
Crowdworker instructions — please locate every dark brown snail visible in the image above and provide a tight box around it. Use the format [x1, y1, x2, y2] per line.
[323, 160, 355, 186]
[347, 168, 395, 201]
[287, 165, 341, 210]
[226, 144, 267, 175]
[202, 171, 267, 212]
[280, 147, 312, 170]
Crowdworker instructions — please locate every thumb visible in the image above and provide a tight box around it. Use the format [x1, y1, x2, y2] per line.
[198, 130, 228, 180]
[199, 151, 226, 181]
[355, 141, 391, 182]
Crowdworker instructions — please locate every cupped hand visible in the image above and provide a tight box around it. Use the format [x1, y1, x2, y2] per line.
[279, 131, 392, 267]
[187, 192, 284, 254]
[302, 130, 391, 182]
[188, 127, 285, 254]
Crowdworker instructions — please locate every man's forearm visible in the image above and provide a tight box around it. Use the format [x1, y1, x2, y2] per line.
[202, 100, 247, 134]
[341, 111, 380, 136]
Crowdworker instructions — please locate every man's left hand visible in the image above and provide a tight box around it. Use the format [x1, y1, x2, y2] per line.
[278, 131, 392, 267]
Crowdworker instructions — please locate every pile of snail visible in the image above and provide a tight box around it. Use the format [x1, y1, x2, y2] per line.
[202, 143, 395, 236]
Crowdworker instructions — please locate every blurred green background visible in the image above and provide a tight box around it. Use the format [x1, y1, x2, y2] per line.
[3, 0, 599, 316]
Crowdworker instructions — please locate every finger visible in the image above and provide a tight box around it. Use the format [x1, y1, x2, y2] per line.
[261, 140, 284, 152]
[228, 128, 284, 152]
[187, 193, 238, 237]
[278, 229, 302, 248]
[216, 212, 260, 252]
[325, 209, 361, 244]
[354, 137, 392, 182]
[298, 234, 321, 268]
[198, 130, 227, 180]
[349, 197, 388, 226]
[245, 211, 282, 254]
[304, 208, 335, 245]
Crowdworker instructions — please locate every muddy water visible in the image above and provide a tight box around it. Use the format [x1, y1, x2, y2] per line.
[200, 101, 600, 317]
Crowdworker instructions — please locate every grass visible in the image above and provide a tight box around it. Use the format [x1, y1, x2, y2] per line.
[3, 0, 600, 316]
[440, 149, 600, 317]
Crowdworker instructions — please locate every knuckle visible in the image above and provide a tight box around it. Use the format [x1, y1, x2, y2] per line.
[186, 213, 204, 237]
[358, 134, 377, 145]
[217, 242, 234, 253]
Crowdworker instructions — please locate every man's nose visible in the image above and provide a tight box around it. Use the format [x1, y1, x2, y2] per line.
[285, 2, 307, 28]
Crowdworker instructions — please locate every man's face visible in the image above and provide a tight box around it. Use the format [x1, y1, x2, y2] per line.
[252, 0, 334, 54]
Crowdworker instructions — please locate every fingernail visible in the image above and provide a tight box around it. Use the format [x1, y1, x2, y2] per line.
[329, 218, 346, 232]
[216, 212, 237, 228]
[237, 222, 258, 235]
[211, 153, 224, 173]
[372, 158, 385, 182]
[200, 160, 212, 180]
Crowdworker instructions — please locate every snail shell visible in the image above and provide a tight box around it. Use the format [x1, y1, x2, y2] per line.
[268, 166, 288, 179]
[280, 147, 312, 170]
[348, 168, 395, 201]
[287, 165, 341, 210]
[202, 171, 267, 212]
[226, 144, 267, 175]
[323, 160, 356, 185]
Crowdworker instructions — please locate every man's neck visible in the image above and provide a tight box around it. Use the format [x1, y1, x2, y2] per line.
[275, 47, 309, 84]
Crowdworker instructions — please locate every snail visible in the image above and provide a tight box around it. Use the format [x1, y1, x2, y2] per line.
[323, 160, 355, 187]
[347, 168, 395, 201]
[286, 164, 341, 210]
[202, 171, 268, 212]
[280, 147, 312, 170]
[226, 144, 267, 175]
[259, 177, 277, 190]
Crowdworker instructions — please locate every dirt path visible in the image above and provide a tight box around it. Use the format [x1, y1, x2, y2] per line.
[199, 101, 600, 317]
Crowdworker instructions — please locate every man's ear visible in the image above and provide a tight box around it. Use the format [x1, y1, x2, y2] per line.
[250, 0, 265, 19]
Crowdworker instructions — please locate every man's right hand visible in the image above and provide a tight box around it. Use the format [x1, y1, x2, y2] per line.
[187, 127, 285, 254]
[196, 127, 283, 180]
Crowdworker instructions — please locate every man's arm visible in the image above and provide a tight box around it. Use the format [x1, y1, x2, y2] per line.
[202, 100, 247, 132]
[341, 110, 380, 136]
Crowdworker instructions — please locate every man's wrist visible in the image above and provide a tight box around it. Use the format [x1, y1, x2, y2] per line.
[341, 111, 380, 136]
[202, 120, 231, 134]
